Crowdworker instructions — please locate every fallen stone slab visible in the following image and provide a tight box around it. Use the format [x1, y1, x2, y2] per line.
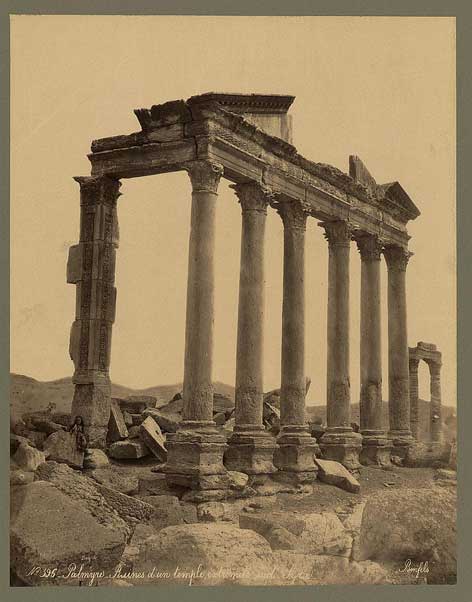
[142, 408, 180, 433]
[315, 458, 360, 493]
[10, 481, 126, 586]
[139, 495, 184, 531]
[12, 442, 46, 472]
[122, 410, 134, 428]
[138, 523, 274, 585]
[96, 484, 154, 529]
[43, 430, 84, 469]
[359, 487, 456, 584]
[108, 439, 150, 460]
[83, 448, 110, 469]
[30, 417, 67, 436]
[139, 416, 167, 462]
[107, 399, 129, 443]
[89, 467, 139, 495]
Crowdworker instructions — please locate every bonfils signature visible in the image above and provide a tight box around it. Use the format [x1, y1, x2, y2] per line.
[398, 559, 430, 579]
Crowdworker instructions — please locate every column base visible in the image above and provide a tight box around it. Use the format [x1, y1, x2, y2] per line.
[360, 431, 393, 467]
[71, 382, 111, 449]
[319, 428, 363, 471]
[273, 426, 318, 482]
[388, 429, 414, 459]
[164, 422, 228, 490]
[224, 427, 277, 475]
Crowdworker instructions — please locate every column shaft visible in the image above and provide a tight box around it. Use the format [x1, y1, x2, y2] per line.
[356, 234, 391, 465]
[273, 201, 316, 483]
[384, 245, 414, 454]
[320, 221, 361, 470]
[409, 358, 420, 439]
[225, 182, 276, 475]
[429, 362, 443, 442]
[68, 175, 120, 448]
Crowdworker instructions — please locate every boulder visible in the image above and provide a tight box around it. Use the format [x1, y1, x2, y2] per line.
[139, 416, 167, 462]
[83, 448, 110, 469]
[10, 481, 126, 586]
[43, 430, 84, 469]
[359, 487, 456, 584]
[108, 439, 150, 460]
[315, 458, 360, 493]
[139, 523, 274, 585]
[12, 442, 46, 472]
[107, 399, 129, 443]
[10, 433, 30, 456]
[142, 408, 179, 433]
[30, 417, 67, 436]
[139, 495, 184, 531]
[197, 502, 225, 522]
[89, 468, 139, 495]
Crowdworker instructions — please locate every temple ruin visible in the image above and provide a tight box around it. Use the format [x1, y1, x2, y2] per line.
[67, 92, 422, 494]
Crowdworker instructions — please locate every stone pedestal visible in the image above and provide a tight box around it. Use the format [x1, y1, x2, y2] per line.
[164, 161, 228, 492]
[319, 221, 361, 470]
[355, 234, 391, 466]
[273, 201, 317, 482]
[384, 245, 414, 456]
[225, 183, 277, 475]
[68, 175, 121, 448]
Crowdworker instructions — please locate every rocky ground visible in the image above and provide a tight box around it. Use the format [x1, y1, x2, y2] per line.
[9, 388, 457, 588]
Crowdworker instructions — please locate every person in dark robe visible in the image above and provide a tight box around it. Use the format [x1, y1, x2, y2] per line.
[69, 415, 87, 451]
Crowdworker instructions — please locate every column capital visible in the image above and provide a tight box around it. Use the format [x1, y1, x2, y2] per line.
[277, 201, 308, 231]
[354, 232, 383, 261]
[383, 244, 413, 272]
[320, 220, 352, 248]
[184, 160, 224, 193]
[73, 175, 121, 206]
[231, 181, 272, 214]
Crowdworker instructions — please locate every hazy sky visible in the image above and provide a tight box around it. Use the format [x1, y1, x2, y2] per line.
[10, 16, 456, 407]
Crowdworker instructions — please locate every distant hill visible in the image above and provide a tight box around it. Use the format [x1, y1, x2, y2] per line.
[10, 373, 235, 417]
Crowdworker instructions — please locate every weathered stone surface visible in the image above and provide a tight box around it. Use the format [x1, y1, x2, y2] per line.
[139, 495, 184, 531]
[228, 470, 249, 490]
[43, 430, 84, 469]
[404, 441, 450, 468]
[297, 513, 352, 557]
[107, 399, 129, 443]
[123, 410, 134, 428]
[213, 392, 234, 414]
[90, 468, 139, 495]
[180, 502, 199, 524]
[126, 395, 158, 408]
[129, 413, 144, 426]
[138, 472, 184, 497]
[96, 484, 154, 529]
[213, 412, 226, 426]
[449, 439, 457, 470]
[12, 442, 46, 472]
[359, 487, 456, 583]
[24, 430, 48, 449]
[83, 448, 110, 469]
[197, 502, 225, 522]
[30, 418, 66, 436]
[128, 425, 140, 438]
[117, 397, 153, 414]
[315, 458, 361, 493]
[10, 481, 126, 586]
[240, 511, 306, 539]
[139, 416, 167, 462]
[10, 468, 35, 487]
[434, 468, 457, 483]
[142, 408, 180, 433]
[139, 523, 274, 585]
[10, 433, 30, 455]
[108, 439, 150, 460]
[343, 502, 366, 561]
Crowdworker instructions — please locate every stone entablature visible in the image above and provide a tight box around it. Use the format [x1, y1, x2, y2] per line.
[88, 93, 420, 248]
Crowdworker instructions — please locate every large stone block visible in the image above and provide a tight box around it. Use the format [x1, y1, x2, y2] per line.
[83, 448, 110, 469]
[43, 430, 85, 469]
[12, 442, 46, 472]
[139, 416, 167, 462]
[143, 408, 180, 433]
[314, 458, 360, 493]
[107, 399, 129, 442]
[139, 495, 184, 531]
[66, 244, 83, 284]
[10, 481, 127, 586]
[89, 467, 138, 495]
[108, 439, 150, 460]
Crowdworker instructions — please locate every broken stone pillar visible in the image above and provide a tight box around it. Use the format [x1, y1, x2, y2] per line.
[355, 233, 391, 466]
[383, 245, 414, 456]
[428, 361, 443, 443]
[320, 221, 362, 470]
[409, 357, 420, 440]
[67, 175, 120, 447]
[225, 182, 277, 475]
[165, 160, 228, 491]
[273, 201, 317, 483]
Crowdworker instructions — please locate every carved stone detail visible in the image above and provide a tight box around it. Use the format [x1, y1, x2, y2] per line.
[231, 181, 272, 214]
[184, 160, 223, 193]
[321, 220, 353, 247]
[277, 200, 308, 231]
[355, 233, 383, 261]
[383, 244, 412, 271]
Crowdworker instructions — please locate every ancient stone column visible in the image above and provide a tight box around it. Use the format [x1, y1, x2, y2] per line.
[319, 221, 362, 470]
[165, 160, 228, 494]
[409, 357, 420, 440]
[428, 361, 443, 443]
[355, 233, 391, 465]
[225, 182, 277, 475]
[273, 200, 317, 484]
[383, 245, 414, 455]
[67, 175, 121, 447]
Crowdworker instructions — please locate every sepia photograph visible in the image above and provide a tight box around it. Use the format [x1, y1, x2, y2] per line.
[8, 13, 457, 589]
